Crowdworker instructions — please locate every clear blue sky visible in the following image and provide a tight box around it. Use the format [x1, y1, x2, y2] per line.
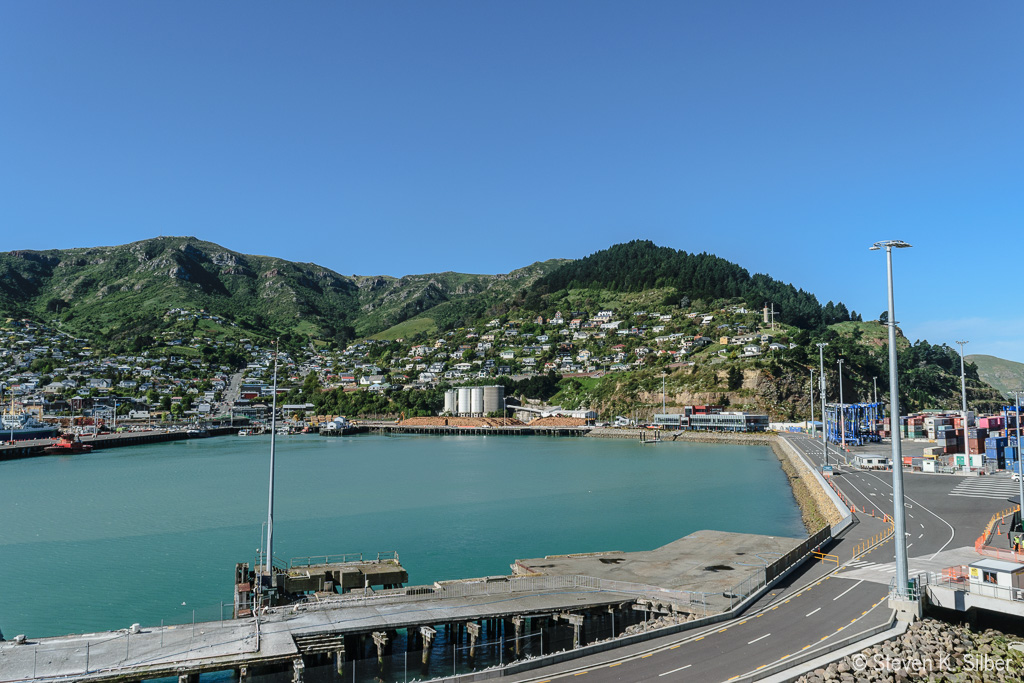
[2, 2, 1022, 363]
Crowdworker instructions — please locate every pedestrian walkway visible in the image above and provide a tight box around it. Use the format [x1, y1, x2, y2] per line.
[949, 476, 1020, 500]
[833, 547, 981, 585]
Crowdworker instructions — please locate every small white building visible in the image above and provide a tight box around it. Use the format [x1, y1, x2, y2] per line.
[852, 454, 891, 470]
[968, 559, 1024, 600]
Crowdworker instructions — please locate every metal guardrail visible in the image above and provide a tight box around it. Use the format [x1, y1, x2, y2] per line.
[919, 566, 1024, 604]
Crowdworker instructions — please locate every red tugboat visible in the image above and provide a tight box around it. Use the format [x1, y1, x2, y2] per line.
[43, 433, 94, 455]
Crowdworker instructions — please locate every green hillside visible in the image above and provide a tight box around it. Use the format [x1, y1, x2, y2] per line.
[967, 355, 1024, 400]
[0, 237, 563, 348]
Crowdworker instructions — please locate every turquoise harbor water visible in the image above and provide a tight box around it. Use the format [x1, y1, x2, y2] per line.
[0, 434, 804, 638]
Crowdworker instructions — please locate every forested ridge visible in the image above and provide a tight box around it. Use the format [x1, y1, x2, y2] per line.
[526, 240, 860, 329]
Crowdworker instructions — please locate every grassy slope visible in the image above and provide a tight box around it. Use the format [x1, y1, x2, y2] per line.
[967, 355, 1024, 399]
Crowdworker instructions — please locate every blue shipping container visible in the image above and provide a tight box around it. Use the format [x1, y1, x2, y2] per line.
[985, 448, 1002, 460]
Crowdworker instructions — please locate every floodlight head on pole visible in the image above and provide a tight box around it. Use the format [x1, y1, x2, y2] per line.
[870, 240, 913, 251]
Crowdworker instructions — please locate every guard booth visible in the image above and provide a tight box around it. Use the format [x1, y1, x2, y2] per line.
[967, 559, 1024, 600]
[852, 454, 891, 470]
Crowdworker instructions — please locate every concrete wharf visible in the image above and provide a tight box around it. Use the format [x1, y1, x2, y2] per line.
[354, 422, 591, 437]
[0, 427, 240, 461]
[0, 530, 823, 683]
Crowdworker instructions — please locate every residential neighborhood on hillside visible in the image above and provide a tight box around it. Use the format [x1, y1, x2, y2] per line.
[1, 302, 793, 423]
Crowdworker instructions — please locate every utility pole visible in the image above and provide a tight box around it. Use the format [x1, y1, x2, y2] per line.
[817, 342, 828, 466]
[873, 376, 878, 406]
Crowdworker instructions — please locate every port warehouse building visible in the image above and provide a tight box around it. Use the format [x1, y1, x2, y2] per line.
[653, 406, 769, 432]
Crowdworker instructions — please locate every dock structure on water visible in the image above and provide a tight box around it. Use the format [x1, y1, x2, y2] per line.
[1, 530, 826, 683]
[355, 422, 592, 437]
[0, 427, 241, 461]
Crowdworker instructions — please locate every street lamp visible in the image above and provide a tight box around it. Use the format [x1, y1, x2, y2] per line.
[838, 358, 845, 450]
[870, 239, 912, 598]
[955, 340, 969, 470]
[816, 342, 828, 466]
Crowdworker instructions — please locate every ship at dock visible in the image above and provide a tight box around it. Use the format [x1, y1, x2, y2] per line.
[1, 403, 59, 442]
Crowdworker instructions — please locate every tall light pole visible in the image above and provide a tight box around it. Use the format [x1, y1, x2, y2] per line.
[1012, 390, 1024, 525]
[955, 340, 970, 469]
[817, 342, 828, 466]
[838, 359, 846, 450]
[810, 369, 815, 436]
[265, 341, 280, 581]
[873, 376, 879, 434]
[870, 239, 912, 598]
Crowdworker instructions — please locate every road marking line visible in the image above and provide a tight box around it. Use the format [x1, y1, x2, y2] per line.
[756, 664, 767, 670]
[695, 636, 704, 641]
[718, 628, 728, 633]
[802, 645, 811, 650]
[670, 645, 680, 649]
[918, 534, 924, 538]
[806, 608, 821, 617]
[641, 653, 653, 658]
[781, 654, 790, 659]
[574, 672, 588, 676]
[609, 663, 622, 667]
[739, 620, 747, 625]
[920, 523, 924, 528]
[748, 633, 771, 644]
[820, 636, 828, 641]
[659, 664, 691, 676]
[834, 579, 864, 601]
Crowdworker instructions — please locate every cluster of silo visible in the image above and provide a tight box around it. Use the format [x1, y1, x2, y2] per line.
[442, 385, 505, 416]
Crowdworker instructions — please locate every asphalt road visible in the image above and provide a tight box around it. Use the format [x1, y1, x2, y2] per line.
[504, 433, 1011, 683]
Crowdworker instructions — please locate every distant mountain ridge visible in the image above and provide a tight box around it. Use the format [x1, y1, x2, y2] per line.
[0, 236, 565, 345]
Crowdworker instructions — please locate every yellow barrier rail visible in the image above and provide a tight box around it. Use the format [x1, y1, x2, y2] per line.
[812, 551, 839, 566]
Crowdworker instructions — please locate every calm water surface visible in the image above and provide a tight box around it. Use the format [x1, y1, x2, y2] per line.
[0, 434, 804, 637]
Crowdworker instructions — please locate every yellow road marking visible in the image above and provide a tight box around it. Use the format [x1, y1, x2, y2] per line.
[695, 636, 704, 641]
[609, 663, 622, 668]
[670, 644, 681, 650]
[718, 628, 728, 633]
[574, 672, 588, 676]
[739, 620, 747, 625]
[641, 653, 653, 659]
[756, 665, 767, 670]
[820, 636, 828, 641]
[802, 645, 811, 650]
[781, 654, 790, 659]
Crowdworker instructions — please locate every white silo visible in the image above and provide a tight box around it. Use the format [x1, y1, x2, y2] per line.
[470, 387, 484, 416]
[444, 389, 457, 414]
[457, 387, 472, 416]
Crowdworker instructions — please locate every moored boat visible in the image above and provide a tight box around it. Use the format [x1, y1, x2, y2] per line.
[42, 433, 94, 455]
